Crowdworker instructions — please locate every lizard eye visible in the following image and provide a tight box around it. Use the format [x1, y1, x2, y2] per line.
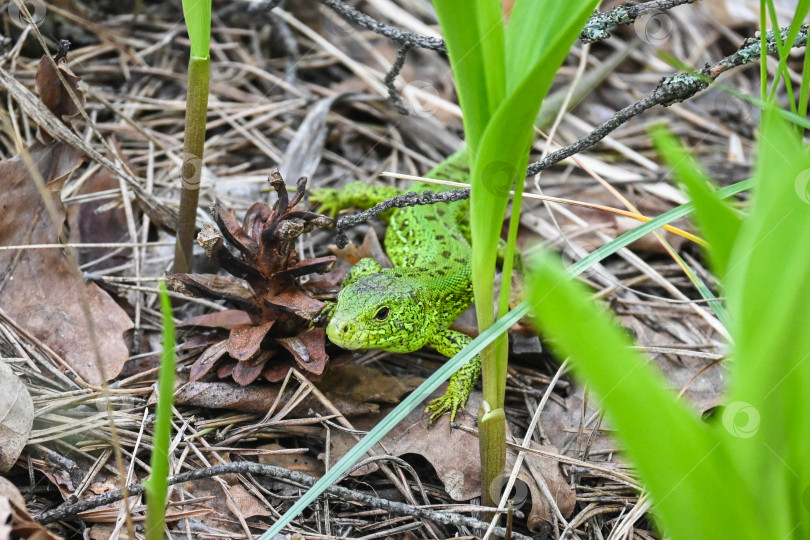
[374, 307, 390, 321]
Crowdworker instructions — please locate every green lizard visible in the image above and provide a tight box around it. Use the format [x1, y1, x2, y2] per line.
[311, 150, 478, 422]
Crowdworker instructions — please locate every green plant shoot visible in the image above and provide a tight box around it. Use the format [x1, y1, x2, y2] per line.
[432, 0, 600, 506]
[173, 0, 212, 273]
[143, 280, 177, 540]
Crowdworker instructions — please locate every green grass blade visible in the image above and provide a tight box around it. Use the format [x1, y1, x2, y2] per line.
[527, 251, 765, 539]
[471, 0, 601, 313]
[143, 281, 176, 539]
[723, 107, 810, 538]
[476, 0, 505, 115]
[432, 0, 494, 155]
[182, 0, 212, 59]
[652, 126, 742, 278]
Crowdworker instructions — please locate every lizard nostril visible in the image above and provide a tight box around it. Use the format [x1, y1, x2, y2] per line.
[342, 324, 349, 333]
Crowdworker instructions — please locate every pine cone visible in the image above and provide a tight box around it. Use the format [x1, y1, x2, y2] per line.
[168, 170, 339, 385]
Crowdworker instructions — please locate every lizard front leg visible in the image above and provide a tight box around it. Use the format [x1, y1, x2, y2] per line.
[424, 329, 481, 423]
[310, 182, 403, 221]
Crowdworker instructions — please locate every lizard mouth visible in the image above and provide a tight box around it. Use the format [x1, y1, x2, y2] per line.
[326, 316, 365, 350]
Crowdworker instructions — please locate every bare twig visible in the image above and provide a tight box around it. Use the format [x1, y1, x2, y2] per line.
[330, 24, 809, 247]
[35, 461, 530, 539]
[580, 0, 701, 43]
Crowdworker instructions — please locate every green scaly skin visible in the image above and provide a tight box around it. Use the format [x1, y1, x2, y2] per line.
[311, 150, 479, 422]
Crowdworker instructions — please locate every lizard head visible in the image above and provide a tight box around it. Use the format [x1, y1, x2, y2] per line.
[326, 272, 431, 354]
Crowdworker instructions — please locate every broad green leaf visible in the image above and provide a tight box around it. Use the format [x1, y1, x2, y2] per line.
[724, 107, 810, 538]
[652, 126, 742, 278]
[470, 0, 600, 331]
[476, 1, 506, 114]
[528, 251, 765, 539]
[182, 0, 212, 59]
[432, 0, 494, 155]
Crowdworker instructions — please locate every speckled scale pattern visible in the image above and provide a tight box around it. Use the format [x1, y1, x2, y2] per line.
[313, 150, 480, 422]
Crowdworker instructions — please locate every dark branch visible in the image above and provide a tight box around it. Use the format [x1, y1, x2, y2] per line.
[384, 45, 411, 115]
[316, 0, 446, 51]
[580, 0, 701, 43]
[330, 24, 808, 246]
[35, 461, 529, 539]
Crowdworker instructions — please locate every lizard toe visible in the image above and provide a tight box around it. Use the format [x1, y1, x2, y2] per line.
[425, 395, 461, 424]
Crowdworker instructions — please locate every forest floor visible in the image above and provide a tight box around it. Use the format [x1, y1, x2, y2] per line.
[0, 0, 800, 538]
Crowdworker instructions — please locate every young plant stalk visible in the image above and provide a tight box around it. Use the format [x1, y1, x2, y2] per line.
[173, 0, 212, 273]
[143, 281, 177, 539]
[435, 0, 600, 509]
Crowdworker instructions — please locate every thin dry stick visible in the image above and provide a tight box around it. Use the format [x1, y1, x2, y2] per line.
[35, 462, 531, 540]
[330, 24, 809, 247]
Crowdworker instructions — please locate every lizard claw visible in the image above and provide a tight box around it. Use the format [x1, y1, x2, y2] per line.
[310, 301, 336, 327]
[309, 188, 342, 218]
[425, 393, 463, 424]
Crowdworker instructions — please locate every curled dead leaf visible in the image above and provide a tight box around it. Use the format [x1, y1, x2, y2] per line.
[0, 362, 33, 473]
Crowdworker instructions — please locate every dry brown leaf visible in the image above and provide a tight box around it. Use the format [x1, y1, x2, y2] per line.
[257, 443, 325, 477]
[0, 361, 34, 473]
[330, 388, 482, 500]
[508, 442, 576, 533]
[223, 483, 271, 519]
[34, 53, 85, 130]
[316, 363, 422, 404]
[0, 497, 11, 540]
[0, 141, 133, 384]
[329, 385, 574, 532]
[174, 380, 377, 417]
[0, 476, 61, 540]
[66, 139, 133, 270]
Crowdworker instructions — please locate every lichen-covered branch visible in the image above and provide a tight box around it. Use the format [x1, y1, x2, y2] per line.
[580, 0, 701, 43]
[330, 24, 808, 246]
